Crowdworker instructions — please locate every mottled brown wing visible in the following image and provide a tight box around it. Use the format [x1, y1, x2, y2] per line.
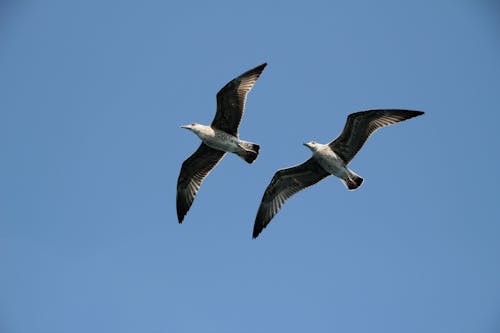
[176, 143, 225, 223]
[212, 63, 267, 136]
[329, 109, 424, 163]
[253, 158, 329, 238]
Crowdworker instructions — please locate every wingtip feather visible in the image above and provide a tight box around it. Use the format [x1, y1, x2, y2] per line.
[252, 225, 262, 239]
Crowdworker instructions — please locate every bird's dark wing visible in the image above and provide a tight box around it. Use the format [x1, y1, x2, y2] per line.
[253, 158, 329, 238]
[212, 63, 267, 136]
[329, 109, 424, 163]
[176, 143, 225, 223]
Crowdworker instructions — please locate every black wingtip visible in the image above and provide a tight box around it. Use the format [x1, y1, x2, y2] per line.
[386, 109, 425, 119]
[177, 202, 186, 224]
[410, 110, 425, 116]
[254, 63, 267, 72]
[407, 110, 425, 120]
[252, 214, 267, 239]
[252, 227, 261, 239]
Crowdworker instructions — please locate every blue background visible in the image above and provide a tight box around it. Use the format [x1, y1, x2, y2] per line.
[1, 1, 500, 332]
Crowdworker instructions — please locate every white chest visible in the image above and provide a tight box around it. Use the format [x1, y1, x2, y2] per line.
[313, 147, 347, 176]
[195, 127, 239, 152]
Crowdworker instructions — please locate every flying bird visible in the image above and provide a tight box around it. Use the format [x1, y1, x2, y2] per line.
[177, 63, 267, 223]
[252, 109, 424, 238]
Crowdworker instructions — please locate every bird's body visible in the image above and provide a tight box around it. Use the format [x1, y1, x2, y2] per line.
[252, 109, 424, 238]
[304, 141, 362, 190]
[176, 63, 267, 223]
[192, 125, 238, 152]
[307, 143, 348, 179]
[183, 124, 258, 160]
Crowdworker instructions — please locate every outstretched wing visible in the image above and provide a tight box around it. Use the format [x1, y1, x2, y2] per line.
[212, 63, 267, 136]
[253, 158, 329, 238]
[176, 144, 225, 223]
[329, 109, 424, 163]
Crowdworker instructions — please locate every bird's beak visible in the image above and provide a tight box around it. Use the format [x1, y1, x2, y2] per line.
[303, 142, 309, 147]
[181, 125, 190, 129]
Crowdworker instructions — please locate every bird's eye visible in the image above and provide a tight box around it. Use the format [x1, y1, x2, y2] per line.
[191, 123, 196, 126]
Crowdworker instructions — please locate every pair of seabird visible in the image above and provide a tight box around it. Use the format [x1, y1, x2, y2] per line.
[176, 63, 424, 238]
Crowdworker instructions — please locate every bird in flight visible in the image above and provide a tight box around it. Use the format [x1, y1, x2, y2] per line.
[177, 63, 267, 223]
[252, 109, 424, 238]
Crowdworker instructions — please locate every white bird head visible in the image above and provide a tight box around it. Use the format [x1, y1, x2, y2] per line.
[181, 123, 196, 129]
[303, 141, 319, 152]
[181, 123, 203, 132]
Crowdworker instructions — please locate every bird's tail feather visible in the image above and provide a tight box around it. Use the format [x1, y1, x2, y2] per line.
[236, 141, 260, 164]
[342, 170, 364, 190]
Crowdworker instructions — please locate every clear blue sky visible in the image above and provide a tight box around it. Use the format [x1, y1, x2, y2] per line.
[1, 1, 499, 332]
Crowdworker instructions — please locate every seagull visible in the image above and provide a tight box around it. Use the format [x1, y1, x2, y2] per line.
[177, 63, 267, 223]
[252, 109, 424, 238]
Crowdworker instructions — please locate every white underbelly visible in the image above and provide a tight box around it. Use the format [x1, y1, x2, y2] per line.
[315, 152, 348, 178]
[202, 133, 239, 153]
